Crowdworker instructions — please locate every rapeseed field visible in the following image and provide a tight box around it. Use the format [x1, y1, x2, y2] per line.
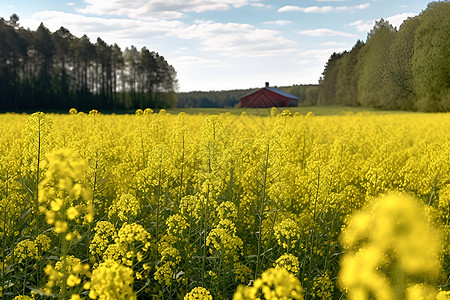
[0, 109, 449, 299]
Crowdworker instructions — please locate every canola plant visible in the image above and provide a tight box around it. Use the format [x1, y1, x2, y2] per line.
[0, 109, 449, 299]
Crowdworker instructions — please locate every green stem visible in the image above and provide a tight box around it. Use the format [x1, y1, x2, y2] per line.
[255, 140, 270, 280]
[35, 121, 42, 238]
[309, 167, 320, 278]
[156, 160, 162, 244]
[201, 184, 210, 287]
[178, 134, 185, 201]
[23, 257, 28, 295]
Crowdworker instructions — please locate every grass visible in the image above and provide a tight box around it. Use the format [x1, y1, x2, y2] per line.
[5, 105, 417, 116]
[166, 105, 409, 116]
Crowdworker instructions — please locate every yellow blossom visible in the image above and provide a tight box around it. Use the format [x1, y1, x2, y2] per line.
[89, 260, 136, 300]
[184, 287, 213, 300]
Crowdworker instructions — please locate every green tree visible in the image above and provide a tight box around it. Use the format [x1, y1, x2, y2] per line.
[335, 40, 364, 106]
[357, 19, 396, 108]
[0, 16, 177, 111]
[52, 27, 73, 109]
[111, 43, 124, 108]
[412, 1, 450, 111]
[385, 17, 421, 110]
[318, 52, 343, 105]
[95, 37, 113, 108]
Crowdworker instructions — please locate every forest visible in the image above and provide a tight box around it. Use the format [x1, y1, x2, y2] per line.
[177, 84, 319, 108]
[319, 1, 449, 112]
[0, 15, 178, 112]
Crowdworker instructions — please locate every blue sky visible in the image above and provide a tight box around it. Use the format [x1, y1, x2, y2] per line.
[1, 0, 432, 92]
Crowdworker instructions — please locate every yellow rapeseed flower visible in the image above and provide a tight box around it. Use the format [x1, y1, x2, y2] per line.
[274, 253, 300, 276]
[14, 240, 38, 263]
[339, 193, 443, 300]
[89, 260, 136, 300]
[233, 268, 303, 300]
[184, 287, 213, 300]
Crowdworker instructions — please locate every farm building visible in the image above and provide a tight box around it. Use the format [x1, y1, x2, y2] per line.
[240, 82, 299, 108]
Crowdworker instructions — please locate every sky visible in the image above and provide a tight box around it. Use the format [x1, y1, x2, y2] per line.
[0, 0, 433, 92]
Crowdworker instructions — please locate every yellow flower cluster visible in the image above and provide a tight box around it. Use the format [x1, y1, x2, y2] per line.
[154, 215, 187, 285]
[25, 112, 53, 158]
[165, 214, 188, 237]
[207, 219, 243, 264]
[233, 268, 303, 300]
[407, 284, 450, 299]
[39, 148, 93, 240]
[184, 287, 213, 300]
[155, 235, 182, 285]
[108, 193, 140, 222]
[312, 271, 334, 299]
[274, 253, 300, 276]
[90, 221, 117, 263]
[44, 255, 90, 295]
[14, 240, 38, 263]
[339, 193, 442, 299]
[114, 222, 151, 267]
[89, 260, 136, 300]
[13, 296, 34, 300]
[234, 262, 253, 284]
[180, 195, 202, 222]
[35, 234, 52, 252]
[273, 218, 302, 250]
[216, 201, 238, 222]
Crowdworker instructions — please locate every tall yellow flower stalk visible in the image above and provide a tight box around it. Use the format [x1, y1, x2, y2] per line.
[339, 193, 443, 300]
[89, 260, 136, 300]
[25, 112, 53, 237]
[233, 267, 303, 300]
[38, 148, 93, 298]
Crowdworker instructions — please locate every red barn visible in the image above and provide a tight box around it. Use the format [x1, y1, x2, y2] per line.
[240, 82, 299, 108]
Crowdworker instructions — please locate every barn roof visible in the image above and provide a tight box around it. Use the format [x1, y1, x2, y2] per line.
[240, 86, 299, 100]
[266, 87, 299, 100]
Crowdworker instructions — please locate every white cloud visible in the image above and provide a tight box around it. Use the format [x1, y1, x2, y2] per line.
[297, 47, 347, 61]
[78, 0, 264, 19]
[67, 2, 75, 6]
[357, 3, 370, 9]
[20, 11, 185, 48]
[278, 3, 369, 13]
[251, 3, 271, 8]
[296, 28, 356, 37]
[172, 47, 190, 54]
[278, 5, 334, 13]
[348, 19, 372, 32]
[349, 12, 418, 33]
[336, 3, 370, 11]
[321, 41, 346, 46]
[387, 12, 417, 29]
[277, 6, 303, 12]
[176, 20, 298, 57]
[171, 56, 224, 67]
[20, 11, 298, 58]
[302, 6, 334, 13]
[264, 20, 291, 26]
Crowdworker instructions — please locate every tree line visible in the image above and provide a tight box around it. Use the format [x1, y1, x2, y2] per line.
[319, 1, 449, 112]
[177, 84, 319, 108]
[0, 15, 178, 112]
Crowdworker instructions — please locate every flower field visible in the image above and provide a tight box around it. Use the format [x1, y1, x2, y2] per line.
[0, 109, 449, 299]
